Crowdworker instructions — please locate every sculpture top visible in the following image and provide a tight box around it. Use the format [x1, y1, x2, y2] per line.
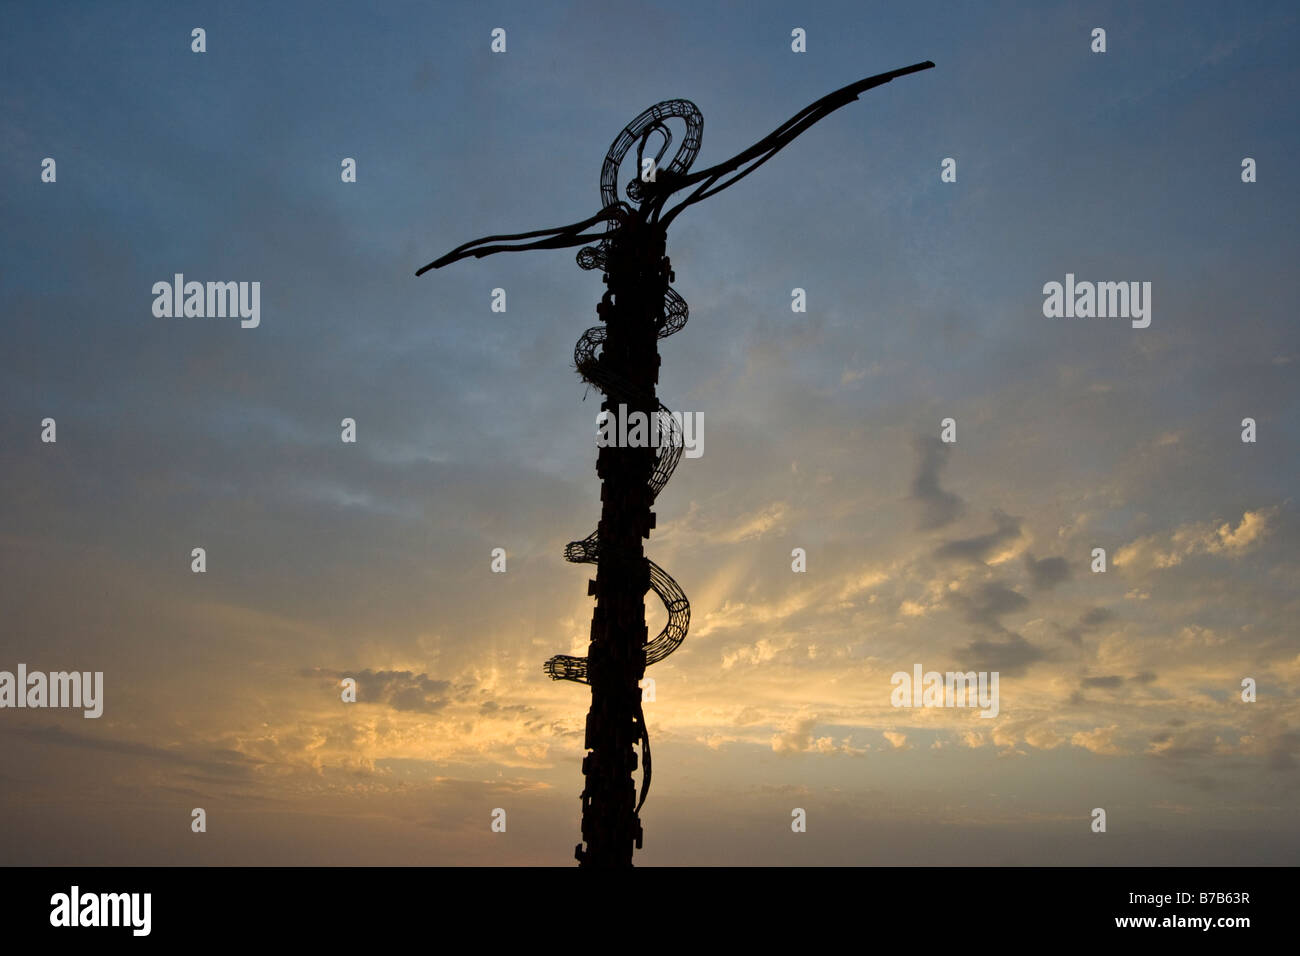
[415, 60, 934, 276]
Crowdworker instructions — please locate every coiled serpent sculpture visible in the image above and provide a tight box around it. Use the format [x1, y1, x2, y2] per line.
[416, 62, 935, 852]
[542, 101, 704, 811]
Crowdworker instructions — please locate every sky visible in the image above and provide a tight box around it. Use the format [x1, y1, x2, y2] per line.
[0, 0, 1297, 865]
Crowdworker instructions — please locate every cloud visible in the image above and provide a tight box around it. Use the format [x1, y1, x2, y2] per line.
[954, 580, 1030, 630]
[480, 701, 531, 715]
[1080, 675, 1124, 690]
[909, 437, 964, 530]
[719, 502, 789, 543]
[1141, 721, 1300, 773]
[1071, 726, 1124, 756]
[1263, 731, 1300, 771]
[1023, 552, 1070, 590]
[772, 717, 828, 754]
[962, 633, 1046, 677]
[721, 636, 792, 670]
[1146, 727, 1224, 761]
[770, 717, 860, 755]
[3, 724, 260, 779]
[1023, 724, 1066, 750]
[934, 509, 1022, 564]
[1057, 606, 1116, 645]
[946, 577, 1044, 675]
[1115, 507, 1279, 573]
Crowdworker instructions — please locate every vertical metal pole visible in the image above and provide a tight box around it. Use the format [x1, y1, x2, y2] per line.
[576, 221, 665, 866]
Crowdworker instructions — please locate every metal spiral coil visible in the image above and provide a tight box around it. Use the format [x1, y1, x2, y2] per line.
[543, 101, 703, 812]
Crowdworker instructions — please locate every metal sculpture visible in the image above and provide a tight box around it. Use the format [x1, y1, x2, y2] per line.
[417, 60, 934, 866]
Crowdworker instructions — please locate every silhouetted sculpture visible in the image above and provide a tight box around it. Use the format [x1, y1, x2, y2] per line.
[418, 61, 934, 867]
